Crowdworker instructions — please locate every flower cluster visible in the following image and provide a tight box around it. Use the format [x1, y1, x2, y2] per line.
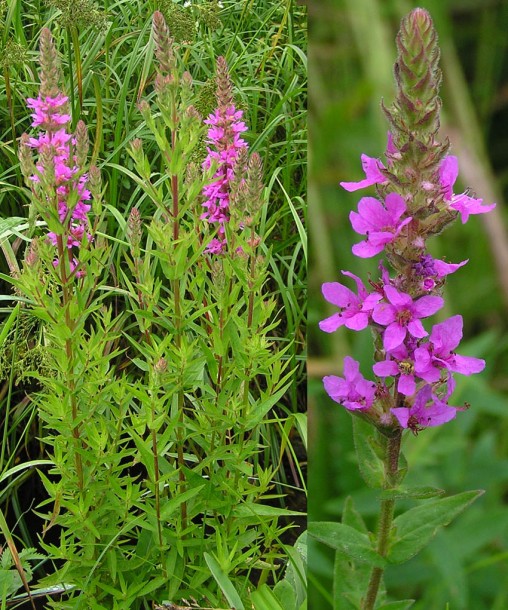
[320, 9, 492, 434]
[19, 29, 92, 278]
[201, 56, 248, 254]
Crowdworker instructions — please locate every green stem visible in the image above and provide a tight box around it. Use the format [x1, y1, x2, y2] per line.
[170, 90, 187, 531]
[56, 234, 84, 491]
[361, 430, 402, 610]
[150, 395, 165, 574]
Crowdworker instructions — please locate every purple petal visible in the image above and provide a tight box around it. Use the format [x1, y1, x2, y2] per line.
[319, 313, 344, 333]
[341, 177, 378, 192]
[372, 302, 396, 326]
[323, 375, 348, 402]
[398, 374, 416, 396]
[343, 356, 361, 381]
[383, 322, 406, 351]
[373, 360, 399, 377]
[412, 295, 444, 318]
[384, 285, 412, 309]
[344, 312, 370, 331]
[430, 315, 463, 352]
[341, 270, 367, 298]
[349, 210, 370, 235]
[450, 354, 485, 376]
[352, 240, 385, 258]
[439, 156, 458, 198]
[322, 282, 357, 308]
[433, 258, 468, 278]
[366, 230, 397, 248]
[391, 407, 411, 428]
[384, 192, 407, 221]
[416, 402, 457, 427]
[407, 318, 428, 339]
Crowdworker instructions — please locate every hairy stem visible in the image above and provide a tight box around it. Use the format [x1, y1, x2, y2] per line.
[362, 431, 402, 610]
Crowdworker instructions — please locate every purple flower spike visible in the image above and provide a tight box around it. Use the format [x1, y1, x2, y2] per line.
[323, 356, 376, 411]
[414, 315, 485, 382]
[391, 385, 457, 431]
[439, 156, 496, 223]
[319, 271, 382, 333]
[372, 285, 444, 351]
[340, 154, 387, 192]
[350, 193, 412, 258]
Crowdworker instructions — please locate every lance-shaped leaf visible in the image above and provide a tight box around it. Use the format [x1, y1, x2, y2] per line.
[388, 489, 484, 564]
[309, 522, 386, 568]
[352, 417, 385, 489]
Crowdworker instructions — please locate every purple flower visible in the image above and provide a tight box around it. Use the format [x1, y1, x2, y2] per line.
[414, 315, 485, 382]
[201, 101, 248, 253]
[340, 154, 388, 192]
[319, 271, 382, 333]
[323, 356, 376, 411]
[391, 384, 457, 431]
[349, 193, 412, 258]
[412, 254, 468, 292]
[26, 94, 71, 128]
[373, 344, 417, 396]
[439, 156, 496, 223]
[372, 285, 444, 351]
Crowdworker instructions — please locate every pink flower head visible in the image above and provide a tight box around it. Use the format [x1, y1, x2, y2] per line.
[201, 103, 248, 254]
[414, 315, 485, 382]
[372, 285, 444, 351]
[373, 344, 417, 396]
[323, 356, 376, 411]
[340, 154, 388, 192]
[349, 193, 412, 258]
[391, 384, 457, 431]
[26, 94, 71, 129]
[319, 271, 382, 333]
[439, 156, 496, 223]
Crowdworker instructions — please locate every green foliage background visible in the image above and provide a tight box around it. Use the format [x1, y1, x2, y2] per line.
[309, 0, 508, 608]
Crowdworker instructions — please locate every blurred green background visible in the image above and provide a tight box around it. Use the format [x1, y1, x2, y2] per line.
[309, 0, 508, 608]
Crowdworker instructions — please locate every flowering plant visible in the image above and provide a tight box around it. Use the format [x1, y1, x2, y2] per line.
[310, 9, 489, 609]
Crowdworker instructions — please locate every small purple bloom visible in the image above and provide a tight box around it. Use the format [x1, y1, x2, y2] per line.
[372, 285, 444, 351]
[439, 156, 496, 223]
[391, 384, 457, 431]
[323, 356, 376, 411]
[340, 154, 388, 192]
[349, 193, 412, 258]
[319, 271, 382, 333]
[373, 344, 417, 396]
[414, 315, 485, 382]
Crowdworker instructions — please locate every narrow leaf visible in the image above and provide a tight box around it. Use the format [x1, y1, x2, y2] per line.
[388, 490, 484, 564]
[204, 552, 245, 610]
[309, 522, 386, 568]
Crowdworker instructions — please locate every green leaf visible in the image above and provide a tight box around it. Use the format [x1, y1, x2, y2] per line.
[377, 601, 415, 609]
[251, 584, 285, 610]
[232, 504, 305, 518]
[272, 580, 297, 610]
[160, 485, 205, 520]
[309, 522, 386, 568]
[342, 496, 368, 534]
[203, 552, 245, 610]
[352, 418, 385, 489]
[378, 486, 445, 500]
[388, 490, 484, 564]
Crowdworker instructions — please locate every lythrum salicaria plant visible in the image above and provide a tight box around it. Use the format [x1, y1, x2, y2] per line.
[8, 12, 303, 609]
[310, 9, 493, 609]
